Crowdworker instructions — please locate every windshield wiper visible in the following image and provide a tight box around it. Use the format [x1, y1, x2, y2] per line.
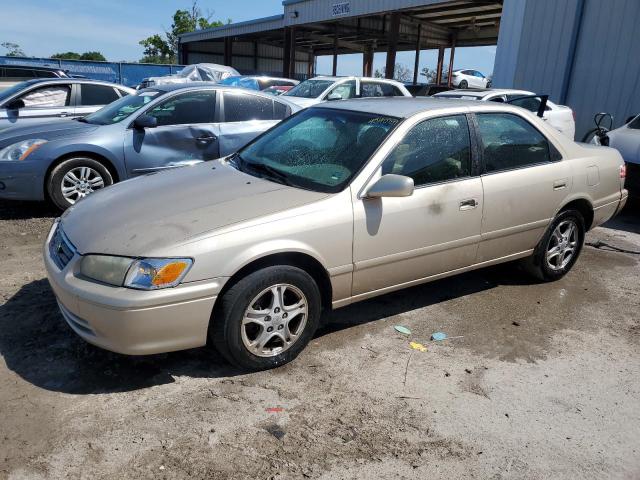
[244, 161, 296, 187]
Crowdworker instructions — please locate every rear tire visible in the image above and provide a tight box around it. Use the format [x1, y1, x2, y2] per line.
[523, 209, 585, 281]
[47, 157, 113, 210]
[459, 80, 468, 89]
[210, 266, 321, 371]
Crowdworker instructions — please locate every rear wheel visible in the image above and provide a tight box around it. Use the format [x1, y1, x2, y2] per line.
[523, 209, 585, 281]
[47, 157, 113, 210]
[459, 80, 468, 89]
[210, 266, 321, 370]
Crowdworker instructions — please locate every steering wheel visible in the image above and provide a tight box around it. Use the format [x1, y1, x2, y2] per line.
[282, 140, 315, 164]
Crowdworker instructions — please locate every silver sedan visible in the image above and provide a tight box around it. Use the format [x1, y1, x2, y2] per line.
[44, 98, 628, 370]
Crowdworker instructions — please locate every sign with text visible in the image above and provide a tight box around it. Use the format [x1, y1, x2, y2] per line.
[332, 2, 350, 16]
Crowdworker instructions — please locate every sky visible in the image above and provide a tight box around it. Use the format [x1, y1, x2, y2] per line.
[2, 0, 496, 76]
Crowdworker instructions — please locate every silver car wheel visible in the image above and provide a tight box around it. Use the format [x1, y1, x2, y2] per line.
[545, 220, 578, 271]
[241, 283, 308, 358]
[61, 166, 105, 204]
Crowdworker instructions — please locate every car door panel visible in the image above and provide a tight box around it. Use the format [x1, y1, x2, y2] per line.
[123, 124, 220, 175]
[122, 89, 219, 176]
[352, 113, 482, 296]
[475, 112, 571, 262]
[352, 178, 483, 295]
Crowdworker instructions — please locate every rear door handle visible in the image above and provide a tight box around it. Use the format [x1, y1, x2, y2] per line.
[459, 198, 478, 211]
[196, 134, 217, 144]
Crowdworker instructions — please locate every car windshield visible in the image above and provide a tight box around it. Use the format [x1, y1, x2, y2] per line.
[82, 89, 162, 125]
[231, 107, 400, 193]
[283, 79, 335, 98]
[629, 115, 640, 129]
[0, 81, 31, 103]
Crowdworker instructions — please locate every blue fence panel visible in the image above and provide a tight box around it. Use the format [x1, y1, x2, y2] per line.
[0, 56, 185, 87]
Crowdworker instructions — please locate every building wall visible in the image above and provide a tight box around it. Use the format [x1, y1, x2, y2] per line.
[184, 41, 311, 78]
[494, 0, 640, 139]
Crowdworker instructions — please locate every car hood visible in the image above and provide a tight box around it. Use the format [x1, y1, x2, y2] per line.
[608, 128, 640, 165]
[280, 96, 320, 108]
[60, 160, 329, 256]
[0, 119, 99, 148]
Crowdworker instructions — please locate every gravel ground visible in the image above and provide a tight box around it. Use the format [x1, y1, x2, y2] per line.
[0, 199, 638, 480]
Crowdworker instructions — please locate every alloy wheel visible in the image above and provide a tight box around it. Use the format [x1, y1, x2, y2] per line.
[241, 283, 308, 357]
[545, 219, 579, 271]
[61, 166, 105, 204]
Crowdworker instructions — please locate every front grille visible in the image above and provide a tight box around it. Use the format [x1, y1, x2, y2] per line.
[49, 224, 76, 270]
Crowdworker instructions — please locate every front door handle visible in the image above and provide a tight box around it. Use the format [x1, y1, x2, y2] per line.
[459, 198, 478, 211]
[58, 111, 70, 117]
[196, 134, 217, 144]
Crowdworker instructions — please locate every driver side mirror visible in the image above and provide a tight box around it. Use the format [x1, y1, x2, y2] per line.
[364, 174, 414, 198]
[5, 98, 25, 110]
[327, 92, 342, 101]
[133, 114, 158, 129]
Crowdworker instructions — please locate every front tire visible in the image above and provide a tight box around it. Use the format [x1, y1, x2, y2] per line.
[210, 266, 321, 371]
[523, 209, 585, 281]
[459, 80, 468, 89]
[47, 157, 113, 210]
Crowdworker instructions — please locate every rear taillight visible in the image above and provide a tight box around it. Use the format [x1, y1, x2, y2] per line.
[620, 164, 626, 178]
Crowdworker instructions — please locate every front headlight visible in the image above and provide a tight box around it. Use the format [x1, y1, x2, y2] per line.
[80, 255, 193, 290]
[0, 139, 47, 161]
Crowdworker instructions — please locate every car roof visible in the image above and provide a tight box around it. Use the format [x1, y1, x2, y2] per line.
[311, 97, 485, 118]
[435, 88, 534, 98]
[3, 64, 65, 72]
[308, 75, 404, 85]
[139, 82, 301, 108]
[226, 75, 296, 82]
[12, 78, 133, 89]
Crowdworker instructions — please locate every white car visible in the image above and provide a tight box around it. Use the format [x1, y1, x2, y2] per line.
[434, 88, 576, 140]
[450, 69, 490, 88]
[604, 114, 640, 195]
[282, 76, 412, 108]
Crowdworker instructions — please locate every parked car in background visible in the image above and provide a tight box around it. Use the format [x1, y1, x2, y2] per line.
[600, 113, 640, 195]
[0, 78, 133, 128]
[282, 76, 412, 107]
[404, 83, 452, 97]
[434, 88, 576, 140]
[139, 63, 240, 89]
[262, 85, 294, 96]
[219, 75, 299, 92]
[450, 69, 490, 88]
[0, 64, 70, 90]
[44, 98, 627, 370]
[0, 83, 299, 209]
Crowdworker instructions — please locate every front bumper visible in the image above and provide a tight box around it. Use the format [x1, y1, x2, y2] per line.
[43, 221, 222, 355]
[0, 161, 45, 201]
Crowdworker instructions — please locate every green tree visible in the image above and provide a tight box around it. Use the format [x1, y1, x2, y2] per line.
[79, 51, 106, 61]
[51, 52, 82, 60]
[52, 51, 107, 61]
[139, 1, 227, 64]
[1, 41, 25, 57]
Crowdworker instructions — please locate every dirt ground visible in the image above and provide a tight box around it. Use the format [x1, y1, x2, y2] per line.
[0, 198, 638, 480]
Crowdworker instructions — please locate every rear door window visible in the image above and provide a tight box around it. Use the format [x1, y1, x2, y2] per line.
[223, 92, 277, 122]
[476, 113, 552, 173]
[5, 68, 36, 78]
[18, 85, 71, 107]
[361, 82, 404, 97]
[79, 84, 120, 106]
